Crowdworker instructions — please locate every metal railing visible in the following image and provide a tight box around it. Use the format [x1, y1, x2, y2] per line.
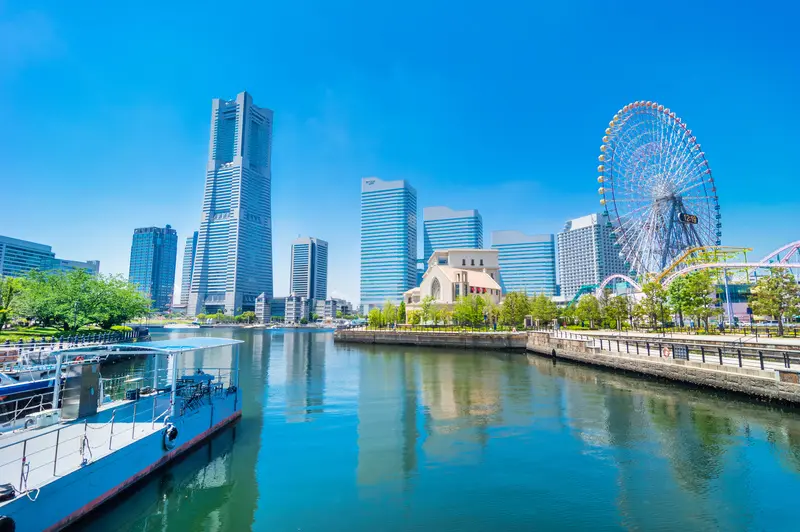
[0, 366, 235, 496]
[0, 331, 137, 370]
[587, 336, 800, 372]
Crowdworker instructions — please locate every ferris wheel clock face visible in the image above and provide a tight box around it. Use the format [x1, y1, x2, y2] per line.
[597, 101, 721, 276]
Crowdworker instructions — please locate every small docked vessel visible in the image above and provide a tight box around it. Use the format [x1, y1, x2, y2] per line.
[162, 323, 201, 330]
[0, 337, 243, 531]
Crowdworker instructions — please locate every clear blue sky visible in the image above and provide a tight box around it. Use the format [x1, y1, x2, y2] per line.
[1, 0, 798, 304]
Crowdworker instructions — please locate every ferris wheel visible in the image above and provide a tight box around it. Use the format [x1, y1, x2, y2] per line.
[598, 101, 721, 276]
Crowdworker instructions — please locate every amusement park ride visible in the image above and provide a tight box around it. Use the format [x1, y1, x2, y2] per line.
[579, 100, 800, 322]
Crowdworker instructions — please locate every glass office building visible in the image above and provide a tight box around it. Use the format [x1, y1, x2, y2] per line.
[422, 206, 483, 263]
[360, 177, 417, 310]
[128, 225, 178, 311]
[179, 231, 198, 307]
[0, 234, 99, 277]
[491, 231, 556, 296]
[290, 236, 328, 300]
[188, 91, 274, 316]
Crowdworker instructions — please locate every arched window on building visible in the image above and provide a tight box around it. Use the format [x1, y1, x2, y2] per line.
[431, 277, 441, 300]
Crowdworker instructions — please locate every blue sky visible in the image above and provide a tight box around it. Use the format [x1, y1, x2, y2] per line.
[1, 0, 798, 304]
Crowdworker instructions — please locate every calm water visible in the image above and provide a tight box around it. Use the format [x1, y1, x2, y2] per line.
[73, 329, 800, 531]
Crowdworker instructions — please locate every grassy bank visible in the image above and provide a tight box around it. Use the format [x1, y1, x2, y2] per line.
[0, 326, 116, 343]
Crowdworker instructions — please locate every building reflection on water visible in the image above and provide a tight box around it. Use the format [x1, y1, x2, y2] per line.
[283, 331, 326, 422]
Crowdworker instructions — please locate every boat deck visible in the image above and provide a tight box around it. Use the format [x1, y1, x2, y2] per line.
[0, 392, 172, 500]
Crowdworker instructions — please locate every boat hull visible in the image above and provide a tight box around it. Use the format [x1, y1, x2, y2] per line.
[1, 390, 241, 531]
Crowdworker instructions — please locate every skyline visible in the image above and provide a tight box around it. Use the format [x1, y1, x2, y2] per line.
[2, 1, 799, 305]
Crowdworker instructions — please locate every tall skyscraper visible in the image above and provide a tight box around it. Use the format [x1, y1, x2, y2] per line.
[128, 225, 178, 311]
[423, 206, 483, 262]
[188, 92, 274, 316]
[491, 231, 556, 296]
[179, 231, 198, 307]
[360, 177, 417, 310]
[557, 213, 627, 300]
[290, 236, 328, 300]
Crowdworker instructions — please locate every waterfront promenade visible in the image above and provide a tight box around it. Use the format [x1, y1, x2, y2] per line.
[335, 328, 800, 403]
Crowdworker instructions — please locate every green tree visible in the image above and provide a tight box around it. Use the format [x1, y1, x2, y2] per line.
[682, 270, 719, 332]
[604, 295, 630, 331]
[92, 274, 152, 330]
[381, 300, 398, 326]
[0, 277, 22, 330]
[486, 302, 501, 329]
[241, 311, 256, 324]
[453, 295, 487, 326]
[667, 276, 690, 327]
[336, 310, 343, 319]
[420, 295, 434, 324]
[529, 293, 558, 327]
[500, 291, 530, 328]
[407, 310, 421, 325]
[750, 269, 800, 337]
[637, 281, 670, 330]
[398, 301, 407, 324]
[196, 313, 207, 321]
[430, 304, 445, 326]
[368, 308, 384, 328]
[575, 294, 602, 328]
[561, 304, 576, 326]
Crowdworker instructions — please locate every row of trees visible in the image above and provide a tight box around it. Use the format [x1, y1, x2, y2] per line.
[196, 310, 258, 324]
[0, 270, 151, 332]
[367, 292, 560, 329]
[566, 269, 800, 335]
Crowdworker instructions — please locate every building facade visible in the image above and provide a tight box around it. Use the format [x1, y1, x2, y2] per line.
[0, 235, 99, 278]
[556, 213, 627, 300]
[255, 292, 270, 323]
[179, 231, 199, 307]
[128, 225, 178, 311]
[188, 91, 274, 316]
[285, 295, 311, 324]
[360, 177, 417, 310]
[290, 237, 328, 300]
[423, 207, 483, 263]
[491, 231, 556, 296]
[403, 249, 502, 312]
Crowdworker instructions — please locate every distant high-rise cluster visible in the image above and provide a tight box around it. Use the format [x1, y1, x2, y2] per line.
[188, 91, 274, 316]
[557, 213, 626, 300]
[128, 225, 178, 311]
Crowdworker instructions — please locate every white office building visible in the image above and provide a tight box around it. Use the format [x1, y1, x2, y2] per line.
[556, 213, 627, 300]
[188, 91, 274, 316]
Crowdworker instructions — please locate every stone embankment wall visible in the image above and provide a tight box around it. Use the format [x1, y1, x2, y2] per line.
[526, 332, 800, 403]
[334, 330, 528, 351]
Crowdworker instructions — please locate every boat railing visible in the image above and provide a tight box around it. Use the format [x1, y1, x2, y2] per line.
[0, 366, 236, 494]
[0, 331, 137, 371]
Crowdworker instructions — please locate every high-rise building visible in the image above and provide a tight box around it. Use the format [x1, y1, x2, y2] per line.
[188, 91, 274, 316]
[179, 231, 199, 307]
[557, 213, 627, 300]
[423, 206, 483, 262]
[128, 225, 178, 311]
[290, 237, 328, 300]
[360, 177, 417, 310]
[0, 235, 99, 277]
[491, 231, 556, 296]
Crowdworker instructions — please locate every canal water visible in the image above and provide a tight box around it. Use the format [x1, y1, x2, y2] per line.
[74, 329, 800, 531]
